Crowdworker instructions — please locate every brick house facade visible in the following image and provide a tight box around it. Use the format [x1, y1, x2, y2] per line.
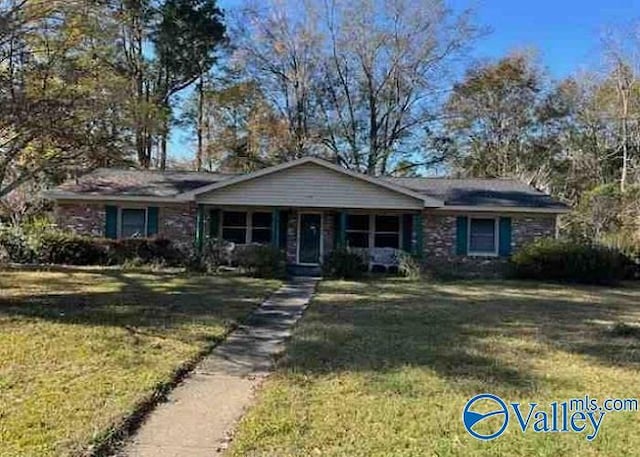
[46, 157, 567, 275]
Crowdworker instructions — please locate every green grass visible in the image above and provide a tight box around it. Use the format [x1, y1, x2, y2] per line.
[228, 278, 640, 457]
[0, 267, 280, 457]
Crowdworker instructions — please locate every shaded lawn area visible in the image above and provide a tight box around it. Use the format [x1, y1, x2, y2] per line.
[0, 267, 281, 457]
[229, 278, 640, 457]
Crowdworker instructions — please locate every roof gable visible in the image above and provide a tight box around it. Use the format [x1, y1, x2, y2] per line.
[190, 157, 442, 208]
[194, 158, 440, 209]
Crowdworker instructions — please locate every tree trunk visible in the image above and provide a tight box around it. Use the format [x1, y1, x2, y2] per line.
[196, 76, 204, 171]
[160, 132, 167, 170]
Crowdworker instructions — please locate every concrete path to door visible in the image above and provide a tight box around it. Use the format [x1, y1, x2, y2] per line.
[120, 277, 318, 457]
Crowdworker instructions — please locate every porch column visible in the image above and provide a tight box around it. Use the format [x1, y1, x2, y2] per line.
[271, 208, 280, 248]
[412, 212, 424, 260]
[195, 204, 205, 252]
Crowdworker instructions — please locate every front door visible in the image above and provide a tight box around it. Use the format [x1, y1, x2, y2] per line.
[298, 213, 322, 264]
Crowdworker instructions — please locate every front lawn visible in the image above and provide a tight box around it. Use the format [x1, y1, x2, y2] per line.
[229, 278, 640, 457]
[0, 267, 280, 457]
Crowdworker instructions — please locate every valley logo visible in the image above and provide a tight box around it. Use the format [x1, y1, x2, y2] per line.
[462, 393, 638, 442]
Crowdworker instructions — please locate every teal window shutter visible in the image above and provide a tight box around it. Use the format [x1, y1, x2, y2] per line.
[147, 207, 158, 237]
[333, 213, 339, 248]
[105, 205, 118, 239]
[499, 217, 512, 256]
[402, 214, 412, 252]
[271, 209, 280, 247]
[455, 216, 468, 255]
[334, 211, 347, 249]
[209, 209, 220, 239]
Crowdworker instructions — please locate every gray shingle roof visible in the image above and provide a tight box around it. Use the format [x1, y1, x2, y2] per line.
[386, 177, 568, 209]
[53, 168, 236, 198]
[48, 166, 567, 210]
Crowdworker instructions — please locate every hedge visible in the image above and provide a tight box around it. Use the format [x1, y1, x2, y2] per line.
[509, 238, 633, 284]
[0, 227, 184, 267]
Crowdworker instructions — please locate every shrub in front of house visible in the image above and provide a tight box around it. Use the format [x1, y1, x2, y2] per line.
[397, 251, 422, 279]
[599, 232, 640, 280]
[234, 244, 286, 278]
[0, 225, 36, 263]
[0, 225, 186, 267]
[509, 238, 630, 284]
[105, 237, 183, 266]
[37, 231, 108, 265]
[322, 248, 366, 279]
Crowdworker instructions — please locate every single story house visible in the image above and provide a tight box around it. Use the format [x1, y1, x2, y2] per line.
[44, 157, 569, 274]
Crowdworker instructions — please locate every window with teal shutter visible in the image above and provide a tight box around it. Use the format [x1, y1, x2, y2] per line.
[455, 216, 468, 255]
[147, 207, 158, 237]
[105, 205, 118, 239]
[498, 217, 512, 256]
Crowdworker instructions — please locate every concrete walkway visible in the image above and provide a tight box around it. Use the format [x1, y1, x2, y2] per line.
[120, 277, 318, 457]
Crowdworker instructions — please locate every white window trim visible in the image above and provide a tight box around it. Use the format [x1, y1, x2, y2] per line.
[117, 207, 148, 239]
[345, 213, 403, 250]
[467, 216, 499, 257]
[297, 212, 324, 266]
[345, 214, 371, 249]
[373, 215, 402, 249]
[220, 210, 273, 245]
[250, 211, 273, 244]
[221, 210, 249, 244]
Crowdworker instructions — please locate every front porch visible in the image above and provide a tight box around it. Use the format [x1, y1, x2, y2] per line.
[194, 206, 425, 271]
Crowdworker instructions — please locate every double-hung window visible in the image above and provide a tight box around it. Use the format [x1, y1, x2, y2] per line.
[346, 214, 370, 248]
[221, 211, 273, 244]
[468, 217, 498, 255]
[374, 215, 400, 248]
[221, 211, 247, 244]
[345, 214, 402, 249]
[120, 208, 146, 238]
[251, 212, 272, 244]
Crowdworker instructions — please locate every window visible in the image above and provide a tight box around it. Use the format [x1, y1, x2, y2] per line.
[374, 215, 400, 248]
[468, 218, 497, 255]
[220, 211, 273, 244]
[346, 214, 370, 248]
[251, 212, 272, 244]
[345, 214, 402, 249]
[222, 211, 247, 244]
[121, 208, 146, 238]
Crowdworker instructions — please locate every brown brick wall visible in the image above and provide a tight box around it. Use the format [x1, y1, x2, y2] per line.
[159, 204, 196, 247]
[286, 209, 298, 263]
[54, 203, 105, 236]
[422, 211, 557, 276]
[53, 202, 196, 248]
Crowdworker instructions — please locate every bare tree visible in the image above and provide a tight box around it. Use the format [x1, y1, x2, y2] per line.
[232, 0, 478, 174]
[320, 0, 477, 174]
[233, 0, 324, 160]
[600, 24, 640, 191]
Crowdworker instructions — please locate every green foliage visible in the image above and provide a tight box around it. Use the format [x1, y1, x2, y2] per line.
[185, 239, 230, 273]
[37, 231, 108, 265]
[0, 225, 35, 264]
[0, 226, 185, 266]
[322, 249, 366, 279]
[567, 184, 640, 242]
[234, 245, 286, 279]
[510, 238, 630, 284]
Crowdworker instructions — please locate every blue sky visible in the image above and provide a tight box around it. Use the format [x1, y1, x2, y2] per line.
[168, 0, 640, 160]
